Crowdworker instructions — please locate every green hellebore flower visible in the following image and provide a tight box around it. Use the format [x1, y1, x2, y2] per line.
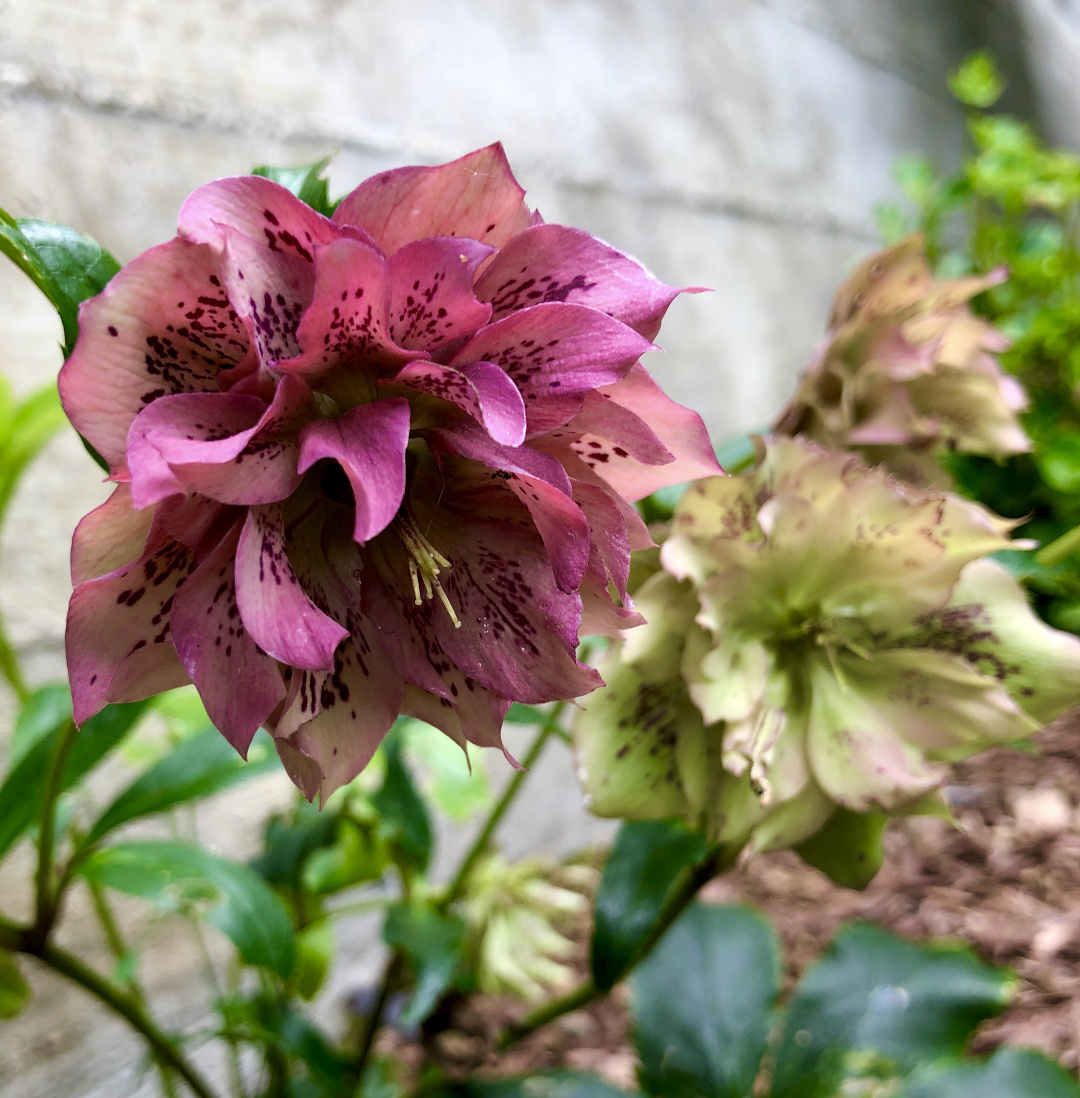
[574, 437, 1080, 854]
[774, 235, 1030, 486]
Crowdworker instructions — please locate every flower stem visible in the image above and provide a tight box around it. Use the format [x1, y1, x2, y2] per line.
[439, 707, 563, 911]
[30, 717, 78, 947]
[0, 916, 218, 1098]
[1036, 522, 1080, 568]
[495, 840, 738, 1050]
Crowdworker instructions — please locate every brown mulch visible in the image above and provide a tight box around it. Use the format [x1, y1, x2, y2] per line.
[379, 711, 1080, 1085]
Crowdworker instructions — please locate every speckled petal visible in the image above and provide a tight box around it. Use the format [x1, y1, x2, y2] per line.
[70, 483, 153, 586]
[170, 521, 286, 755]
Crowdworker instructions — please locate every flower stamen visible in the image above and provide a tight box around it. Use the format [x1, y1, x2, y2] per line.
[396, 514, 462, 629]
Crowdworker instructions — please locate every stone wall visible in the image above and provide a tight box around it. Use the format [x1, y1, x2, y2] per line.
[0, 1, 1077, 1094]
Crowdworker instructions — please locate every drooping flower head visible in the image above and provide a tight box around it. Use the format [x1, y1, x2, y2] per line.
[575, 436, 1080, 852]
[774, 235, 1030, 485]
[62, 145, 720, 799]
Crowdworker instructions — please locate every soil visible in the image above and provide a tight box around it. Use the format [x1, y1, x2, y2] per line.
[379, 709, 1080, 1087]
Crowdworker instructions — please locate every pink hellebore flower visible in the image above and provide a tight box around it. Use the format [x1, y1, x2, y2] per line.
[61, 145, 719, 800]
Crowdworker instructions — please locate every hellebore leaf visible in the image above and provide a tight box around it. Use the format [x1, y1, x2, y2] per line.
[8, 683, 72, 769]
[383, 901, 468, 1027]
[252, 157, 336, 218]
[292, 921, 335, 1002]
[591, 818, 709, 991]
[373, 730, 433, 876]
[899, 1047, 1080, 1098]
[0, 697, 148, 863]
[0, 950, 31, 1019]
[770, 922, 1014, 1098]
[82, 727, 279, 848]
[78, 839, 295, 977]
[401, 718, 493, 822]
[300, 817, 388, 895]
[251, 801, 339, 891]
[0, 382, 68, 522]
[794, 808, 887, 890]
[630, 903, 780, 1098]
[429, 1074, 637, 1098]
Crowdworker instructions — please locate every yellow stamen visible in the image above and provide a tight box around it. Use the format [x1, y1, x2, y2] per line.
[395, 514, 462, 628]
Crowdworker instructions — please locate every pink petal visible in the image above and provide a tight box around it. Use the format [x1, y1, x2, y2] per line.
[392, 359, 526, 446]
[402, 683, 514, 759]
[387, 237, 494, 352]
[475, 223, 697, 340]
[158, 496, 245, 557]
[71, 483, 154, 585]
[178, 175, 342, 261]
[66, 523, 198, 725]
[234, 503, 349, 671]
[297, 399, 411, 544]
[332, 143, 532, 255]
[170, 521, 287, 755]
[279, 237, 417, 384]
[573, 481, 632, 599]
[447, 303, 653, 435]
[273, 628, 405, 800]
[577, 363, 722, 501]
[561, 388, 675, 465]
[59, 238, 250, 468]
[578, 552, 645, 637]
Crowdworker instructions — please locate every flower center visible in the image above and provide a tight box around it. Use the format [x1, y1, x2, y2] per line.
[394, 513, 462, 629]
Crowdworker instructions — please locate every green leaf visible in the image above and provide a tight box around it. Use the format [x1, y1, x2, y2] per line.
[794, 808, 886, 890]
[78, 839, 295, 977]
[949, 51, 1006, 110]
[401, 718, 493, 821]
[301, 817, 387, 894]
[252, 157, 336, 217]
[900, 1047, 1080, 1098]
[383, 901, 467, 1027]
[770, 922, 1014, 1098]
[252, 800, 339, 891]
[276, 1005, 354, 1093]
[430, 1074, 637, 1098]
[0, 699, 148, 863]
[0, 949, 31, 1019]
[0, 212, 119, 354]
[8, 684, 72, 769]
[373, 730, 432, 875]
[82, 728, 279, 848]
[292, 921, 335, 1002]
[590, 819, 708, 991]
[504, 703, 549, 725]
[629, 903, 779, 1098]
[0, 383, 68, 520]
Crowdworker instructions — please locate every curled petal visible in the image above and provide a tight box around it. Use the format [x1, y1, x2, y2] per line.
[71, 483, 153, 585]
[234, 503, 349, 671]
[333, 143, 532, 254]
[297, 399, 410, 543]
[475, 223, 695, 340]
[170, 521, 286, 755]
[67, 523, 198, 725]
[60, 238, 250, 468]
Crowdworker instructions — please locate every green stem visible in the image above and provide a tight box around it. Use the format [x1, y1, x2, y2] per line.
[496, 841, 737, 1050]
[1036, 522, 1080, 568]
[350, 953, 399, 1086]
[0, 918, 217, 1098]
[30, 718, 78, 947]
[440, 708, 563, 911]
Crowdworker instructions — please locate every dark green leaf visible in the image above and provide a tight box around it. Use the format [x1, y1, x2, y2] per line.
[794, 809, 887, 890]
[78, 840, 295, 976]
[276, 1003, 353, 1092]
[0, 949, 31, 1019]
[292, 921, 335, 1001]
[900, 1048, 1080, 1098]
[591, 819, 709, 991]
[373, 731, 432, 875]
[630, 903, 779, 1098]
[770, 922, 1014, 1098]
[252, 158, 336, 217]
[0, 699, 148, 862]
[383, 901, 467, 1027]
[301, 817, 387, 894]
[504, 703, 548, 725]
[8, 684, 71, 769]
[0, 383, 68, 520]
[83, 727, 279, 847]
[430, 1073, 636, 1098]
[252, 800, 339, 890]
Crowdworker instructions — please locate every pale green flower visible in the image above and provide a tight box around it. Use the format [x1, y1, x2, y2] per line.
[575, 437, 1080, 853]
[774, 235, 1030, 486]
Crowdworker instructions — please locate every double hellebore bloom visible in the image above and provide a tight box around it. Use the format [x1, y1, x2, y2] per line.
[774, 235, 1030, 486]
[575, 437, 1080, 851]
[61, 145, 719, 799]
